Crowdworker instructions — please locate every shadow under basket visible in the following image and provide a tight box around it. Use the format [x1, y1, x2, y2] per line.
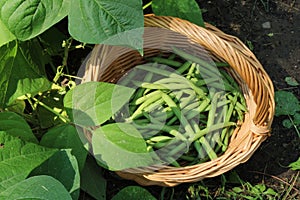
[81, 15, 275, 187]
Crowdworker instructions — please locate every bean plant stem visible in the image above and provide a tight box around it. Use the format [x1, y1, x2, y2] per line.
[288, 114, 300, 138]
[32, 97, 70, 123]
[61, 73, 83, 80]
[143, 1, 152, 10]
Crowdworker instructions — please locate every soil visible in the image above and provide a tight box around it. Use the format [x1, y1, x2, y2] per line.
[78, 0, 300, 199]
[199, 0, 300, 197]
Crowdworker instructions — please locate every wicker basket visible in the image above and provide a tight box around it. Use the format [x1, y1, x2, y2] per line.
[81, 15, 275, 187]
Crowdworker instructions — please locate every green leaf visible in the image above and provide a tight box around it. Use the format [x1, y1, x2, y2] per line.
[92, 123, 154, 170]
[0, 19, 15, 47]
[282, 119, 293, 129]
[40, 124, 87, 171]
[264, 188, 278, 196]
[0, 175, 72, 200]
[232, 187, 243, 193]
[289, 157, 300, 170]
[111, 186, 156, 200]
[64, 82, 135, 126]
[0, 111, 38, 143]
[5, 99, 26, 114]
[30, 150, 80, 200]
[81, 156, 107, 200]
[152, 0, 205, 27]
[68, 0, 144, 53]
[275, 91, 300, 116]
[0, 131, 57, 191]
[19, 39, 51, 75]
[285, 76, 299, 86]
[39, 27, 67, 56]
[293, 112, 300, 126]
[254, 184, 266, 192]
[0, 0, 70, 41]
[0, 41, 51, 108]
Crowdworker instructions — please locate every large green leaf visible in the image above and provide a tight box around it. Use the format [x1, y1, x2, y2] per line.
[0, 0, 70, 41]
[0, 175, 72, 200]
[40, 124, 88, 171]
[64, 81, 135, 126]
[0, 19, 15, 47]
[0, 111, 38, 143]
[0, 41, 51, 108]
[68, 0, 144, 52]
[81, 156, 107, 200]
[275, 91, 300, 116]
[111, 186, 156, 200]
[30, 150, 80, 200]
[152, 0, 205, 27]
[0, 131, 57, 192]
[92, 123, 153, 170]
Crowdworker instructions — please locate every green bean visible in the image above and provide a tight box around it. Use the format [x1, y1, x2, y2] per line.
[148, 56, 182, 68]
[195, 77, 220, 87]
[193, 122, 236, 141]
[136, 64, 179, 78]
[177, 61, 192, 74]
[149, 135, 173, 143]
[210, 104, 228, 151]
[215, 62, 230, 67]
[172, 47, 221, 75]
[168, 53, 176, 60]
[161, 93, 195, 135]
[118, 69, 137, 86]
[186, 80, 206, 98]
[152, 141, 169, 149]
[186, 62, 197, 80]
[226, 93, 247, 112]
[165, 157, 181, 167]
[167, 141, 190, 158]
[128, 72, 154, 112]
[207, 92, 222, 128]
[195, 63, 219, 78]
[219, 69, 240, 91]
[193, 139, 205, 159]
[149, 108, 173, 119]
[143, 98, 165, 113]
[137, 82, 193, 91]
[133, 119, 150, 125]
[180, 155, 196, 162]
[133, 90, 161, 105]
[141, 124, 186, 141]
[207, 81, 235, 92]
[153, 77, 186, 85]
[166, 115, 178, 126]
[225, 93, 238, 122]
[130, 91, 163, 119]
[199, 136, 218, 160]
[181, 100, 201, 113]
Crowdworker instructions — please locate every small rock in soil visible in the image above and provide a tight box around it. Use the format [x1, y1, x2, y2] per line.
[262, 21, 271, 29]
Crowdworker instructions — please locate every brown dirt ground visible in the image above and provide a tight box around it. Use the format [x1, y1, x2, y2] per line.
[199, 0, 300, 198]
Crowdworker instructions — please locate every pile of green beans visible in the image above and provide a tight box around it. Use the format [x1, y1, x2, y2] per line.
[116, 47, 247, 167]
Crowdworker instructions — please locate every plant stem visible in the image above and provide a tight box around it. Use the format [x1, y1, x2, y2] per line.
[143, 1, 152, 10]
[62, 37, 73, 74]
[61, 73, 83, 80]
[288, 114, 300, 138]
[32, 97, 70, 123]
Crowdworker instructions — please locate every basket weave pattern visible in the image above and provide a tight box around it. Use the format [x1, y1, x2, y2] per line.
[82, 15, 275, 187]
